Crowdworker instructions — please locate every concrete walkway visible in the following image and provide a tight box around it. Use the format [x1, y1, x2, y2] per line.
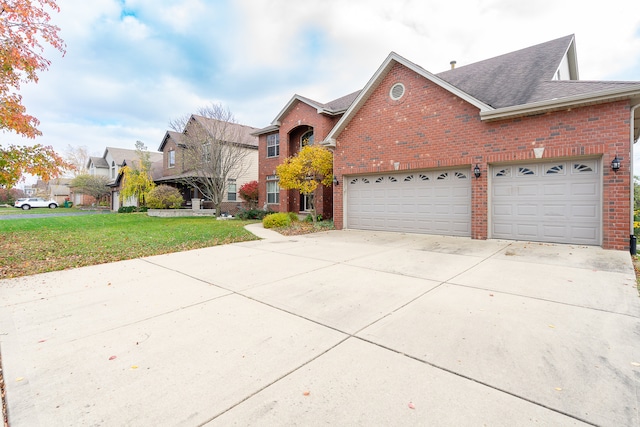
[1, 226, 639, 426]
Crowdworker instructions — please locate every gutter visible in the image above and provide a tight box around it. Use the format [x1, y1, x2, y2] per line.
[481, 86, 640, 121]
[630, 103, 640, 254]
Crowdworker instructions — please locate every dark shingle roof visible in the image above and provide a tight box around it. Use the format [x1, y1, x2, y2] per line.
[324, 90, 361, 112]
[437, 35, 575, 108]
[526, 80, 640, 104]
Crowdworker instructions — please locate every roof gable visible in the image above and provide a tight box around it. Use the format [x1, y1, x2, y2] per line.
[324, 52, 492, 145]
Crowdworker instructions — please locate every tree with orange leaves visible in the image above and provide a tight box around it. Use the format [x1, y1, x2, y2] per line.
[0, 2, 69, 188]
[1, 0, 65, 137]
[0, 144, 73, 188]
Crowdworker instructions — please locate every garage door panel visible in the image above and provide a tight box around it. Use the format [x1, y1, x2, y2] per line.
[516, 204, 538, 216]
[516, 184, 538, 196]
[572, 182, 597, 196]
[571, 204, 597, 218]
[515, 223, 540, 238]
[493, 204, 512, 216]
[542, 205, 566, 217]
[543, 183, 566, 196]
[347, 168, 471, 236]
[491, 161, 600, 245]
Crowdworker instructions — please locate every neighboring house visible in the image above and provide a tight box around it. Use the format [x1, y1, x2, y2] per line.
[253, 91, 360, 218]
[258, 35, 640, 251]
[23, 186, 36, 197]
[156, 115, 258, 214]
[34, 178, 71, 204]
[90, 147, 163, 211]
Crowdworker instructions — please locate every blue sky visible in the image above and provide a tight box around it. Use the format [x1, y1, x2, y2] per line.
[4, 0, 640, 172]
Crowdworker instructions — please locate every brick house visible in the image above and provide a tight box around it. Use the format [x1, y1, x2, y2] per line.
[253, 91, 359, 219]
[156, 115, 258, 214]
[258, 35, 640, 250]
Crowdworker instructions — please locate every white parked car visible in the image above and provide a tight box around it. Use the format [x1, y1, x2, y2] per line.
[14, 197, 58, 210]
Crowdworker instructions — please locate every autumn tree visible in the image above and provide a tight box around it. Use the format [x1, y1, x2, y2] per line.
[0, 143, 73, 188]
[169, 103, 255, 216]
[276, 145, 333, 224]
[0, 0, 65, 137]
[69, 174, 110, 202]
[119, 141, 155, 207]
[238, 180, 258, 209]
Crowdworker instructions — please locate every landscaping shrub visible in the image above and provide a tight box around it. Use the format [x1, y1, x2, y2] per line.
[237, 208, 269, 220]
[304, 213, 323, 222]
[118, 206, 147, 213]
[262, 212, 291, 228]
[147, 185, 184, 209]
[288, 212, 299, 222]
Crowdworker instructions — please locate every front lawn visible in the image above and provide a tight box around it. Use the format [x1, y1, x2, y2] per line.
[0, 214, 259, 278]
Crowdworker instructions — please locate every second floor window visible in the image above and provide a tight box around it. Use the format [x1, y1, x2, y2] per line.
[267, 134, 279, 157]
[168, 150, 175, 168]
[202, 143, 211, 162]
[111, 161, 116, 179]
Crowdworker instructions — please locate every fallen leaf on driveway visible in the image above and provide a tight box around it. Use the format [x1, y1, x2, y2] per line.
[38, 339, 46, 343]
[631, 362, 640, 367]
[16, 377, 24, 382]
[131, 365, 138, 369]
[554, 387, 562, 391]
[408, 402, 416, 409]
[548, 325, 555, 328]
[108, 355, 117, 360]
[302, 391, 310, 396]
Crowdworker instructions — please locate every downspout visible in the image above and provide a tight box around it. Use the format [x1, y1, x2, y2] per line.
[630, 103, 640, 255]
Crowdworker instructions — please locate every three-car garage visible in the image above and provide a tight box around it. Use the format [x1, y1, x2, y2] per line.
[344, 159, 602, 246]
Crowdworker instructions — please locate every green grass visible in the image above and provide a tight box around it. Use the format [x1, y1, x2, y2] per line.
[0, 213, 259, 278]
[0, 206, 86, 215]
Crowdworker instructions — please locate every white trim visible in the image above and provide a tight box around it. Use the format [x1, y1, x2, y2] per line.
[480, 86, 640, 121]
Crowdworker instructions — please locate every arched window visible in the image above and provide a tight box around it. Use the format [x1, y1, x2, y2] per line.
[301, 130, 314, 148]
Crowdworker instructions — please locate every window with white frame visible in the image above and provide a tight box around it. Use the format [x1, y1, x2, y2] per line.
[266, 175, 279, 204]
[267, 134, 279, 157]
[168, 149, 175, 168]
[111, 161, 116, 179]
[227, 180, 237, 201]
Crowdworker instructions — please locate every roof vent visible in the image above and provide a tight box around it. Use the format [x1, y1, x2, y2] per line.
[390, 83, 405, 100]
[450, 60, 456, 70]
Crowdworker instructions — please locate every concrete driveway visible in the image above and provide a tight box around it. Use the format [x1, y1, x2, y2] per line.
[1, 224, 639, 426]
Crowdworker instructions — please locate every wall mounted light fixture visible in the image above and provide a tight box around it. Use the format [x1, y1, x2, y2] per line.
[473, 164, 481, 179]
[333, 176, 339, 186]
[611, 155, 621, 173]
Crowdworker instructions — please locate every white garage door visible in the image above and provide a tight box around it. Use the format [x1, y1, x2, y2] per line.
[491, 160, 601, 245]
[346, 169, 471, 236]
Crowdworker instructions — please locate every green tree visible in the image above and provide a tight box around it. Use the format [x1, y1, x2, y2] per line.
[69, 174, 110, 202]
[276, 145, 333, 224]
[119, 141, 155, 207]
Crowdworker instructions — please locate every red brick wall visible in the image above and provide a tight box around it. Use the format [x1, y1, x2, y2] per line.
[258, 99, 339, 218]
[333, 62, 632, 250]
